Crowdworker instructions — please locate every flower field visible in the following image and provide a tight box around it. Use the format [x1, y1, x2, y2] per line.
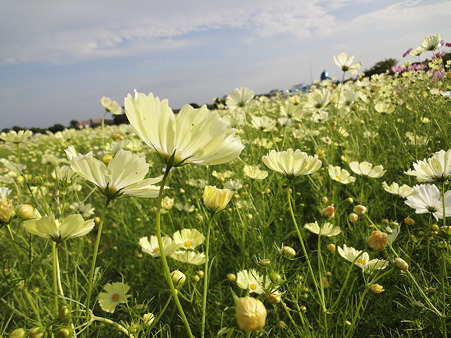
[1, 34, 451, 337]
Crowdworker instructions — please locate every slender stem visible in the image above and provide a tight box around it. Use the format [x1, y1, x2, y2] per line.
[85, 199, 111, 316]
[91, 315, 134, 337]
[52, 241, 59, 312]
[201, 212, 216, 338]
[155, 164, 194, 337]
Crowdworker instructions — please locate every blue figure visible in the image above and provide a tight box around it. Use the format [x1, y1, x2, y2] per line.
[321, 70, 331, 81]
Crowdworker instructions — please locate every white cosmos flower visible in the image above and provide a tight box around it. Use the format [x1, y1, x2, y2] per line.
[236, 269, 269, 294]
[333, 52, 362, 75]
[124, 91, 244, 167]
[0, 130, 33, 144]
[404, 184, 451, 220]
[66, 146, 162, 199]
[100, 96, 122, 115]
[420, 34, 442, 51]
[226, 87, 255, 110]
[382, 182, 418, 198]
[22, 214, 94, 242]
[98, 282, 130, 313]
[337, 244, 389, 273]
[139, 235, 179, 257]
[262, 149, 322, 177]
[328, 165, 356, 184]
[405, 149, 451, 182]
[170, 250, 206, 265]
[172, 229, 205, 250]
[304, 221, 341, 237]
[349, 161, 386, 178]
[243, 165, 268, 180]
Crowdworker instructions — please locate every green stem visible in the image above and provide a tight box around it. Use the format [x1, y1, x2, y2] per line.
[91, 314, 134, 337]
[85, 198, 111, 316]
[155, 164, 194, 338]
[201, 212, 216, 338]
[52, 241, 59, 312]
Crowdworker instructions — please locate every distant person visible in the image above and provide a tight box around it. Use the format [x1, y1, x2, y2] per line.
[320, 70, 331, 81]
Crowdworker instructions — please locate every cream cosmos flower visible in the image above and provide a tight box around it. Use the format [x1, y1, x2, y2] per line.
[170, 250, 206, 265]
[262, 149, 322, 177]
[124, 91, 244, 167]
[404, 184, 451, 220]
[304, 221, 341, 237]
[98, 282, 130, 313]
[405, 149, 451, 182]
[333, 52, 362, 75]
[382, 182, 418, 198]
[349, 161, 386, 178]
[328, 165, 356, 184]
[203, 185, 233, 213]
[172, 228, 205, 250]
[0, 130, 33, 144]
[100, 96, 122, 115]
[226, 87, 255, 111]
[22, 213, 94, 242]
[139, 235, 179, 257]
[236, 269, 269, 294]
[66, 146, 162, 199]
[338, 244, 389, 273]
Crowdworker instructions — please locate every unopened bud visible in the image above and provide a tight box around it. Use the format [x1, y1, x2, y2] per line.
[58, 305, 71, 320]
[353, 205, 367, 215]
[0, 200, 15, 223]
[394, 257, 409, 271]
[269, 272, 283, 283]
[27, 327, 45, 338]
[327, 243, 336, 252]
[236, 296, 267, 332]
[281, 246, 296, 258]
[170, 270, 186, 286]
[56, 328, 71, 338]
[404, 216, 415, 226]
[102, 155, 113, 164]
[348, 213, 359, 222]
[266, 291, 282, 304]
[366, 231, 388, 251]
[321, 204, 335, 219]
[10, 328, 26, 338]
[370, 284, 384, 293]
[227, 273, 237, 282]
[15, 204, 35, 219]
[258, 259, 271, 267]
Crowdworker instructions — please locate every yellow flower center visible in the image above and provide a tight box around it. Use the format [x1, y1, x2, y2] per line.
[249, 283, 257, 290]
[336, 175, 342, 181]
[111, 293, 120, 302]
[356, 258, 367, 265]
[184, 240, 193, 247]
[152, 247, 160, 253]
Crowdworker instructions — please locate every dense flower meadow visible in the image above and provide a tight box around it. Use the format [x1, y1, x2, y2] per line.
[1, 34, 450, 337]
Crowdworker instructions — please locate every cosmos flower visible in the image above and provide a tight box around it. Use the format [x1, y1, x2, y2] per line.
[22, 214, 95, 242]
[304, 221, 341, 237]
[236, 269, 269, 294]
[405, 149, 451, 182]
[66, 146, 162, 199]
[420, 34, 442, 51]
[203, 186, 233, 213]
[404, 184, 451, 220]
[337, 244, 389, 273]
[0, 130, 33, 144]
[328, 165, 356, 184]
[172, 228, 205, 250]
[170, 250, 206, 265]
[226, 87, 255, 111]
[262, 149, 322, 177]
[124, 91, 244, 167]
[139, 235, 179, 257]
[100, 96, 122, 115]
[98, 282, 130, 313]
[243, 165, 268, 180]
[382, 182, 418, 198]
[333, 52, 362, 75]
[349, 161, 386, 178]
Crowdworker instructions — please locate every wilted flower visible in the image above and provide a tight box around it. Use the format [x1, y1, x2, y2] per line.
[172, 228, 205, 250]
[404, 184, 451, 220]
[66, 147, 162, 199]
[366, 231, 388, 251]
[337, 244, 389, 273]
[349, 161, 386, 178]
[124, 91, 244, 167]
[203, 185, 233, 213]
[382, 182, 418, 198]
[405, 149, 451, 182]
[328, 165, 356, 184]
[226, 87, 255, 110]
[100, 96, 122, 115]
[236, 269, 268, 294]
[139, 235, 179, 257]
[262, 149, 322, 177]
[235, 296, 267, 332]
[333, 52, 362, 75]
[304, 221, 341, 236]
[98, 282, 130, 313]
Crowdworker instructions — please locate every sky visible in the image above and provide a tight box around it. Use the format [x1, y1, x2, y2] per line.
[0, 0, 450, 129]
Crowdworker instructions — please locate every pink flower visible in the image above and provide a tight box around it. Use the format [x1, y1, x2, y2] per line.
[402, 48, 412, 58]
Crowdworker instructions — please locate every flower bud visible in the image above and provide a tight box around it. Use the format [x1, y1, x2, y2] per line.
[394, 258, 409, 271]
[321, 204, 335, 219]
[366, 231, 388, 251]
[236, 296, 267, 332]
[266, 291, 282, 304]
[348, 213, 359, 222]
[56, 328, 71, 338]
[58, 305, 71, 320]
[27, 327, 45, 338]
[353, 205, 367, 215]
[170, 270, 186, 286]
[269, 272, 283, 283]
[370, 284, 385, 293]
[431, 224, 440, 232]
[227, 273, 237, 282]
[404, 216, 415, 226]
[0, 200, 15, 223]
[102, 155, 113, 164]
[203, 186, 233, 213]
[161, 196, 174, 210]
[143, 312, 155, 326]
[327, 243, 336, 252]
[281, 246, 296, 258]
[10, 328, 26, 338]
[258, 259, 271, 267]
[14, 204, 34, 220]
